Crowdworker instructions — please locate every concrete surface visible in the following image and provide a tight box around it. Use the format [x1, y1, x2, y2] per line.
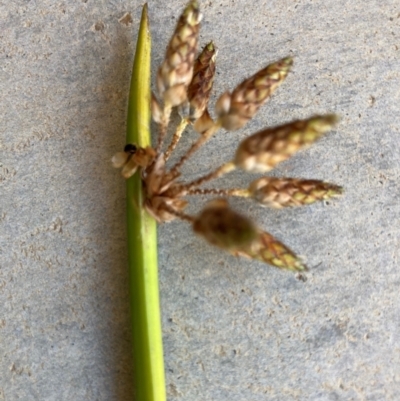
[1, 0, 400, 400]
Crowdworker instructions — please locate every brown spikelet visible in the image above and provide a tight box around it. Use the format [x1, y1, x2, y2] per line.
[234, 115, 338, 173]
[237, 231, 307, 271]
[186, 41, 217, 121]
[157, 0, 202, 105]
[249, 177, 343, 208]
[193, 199, 258, 252]
[216, 57, 293, 130]
[192, 199, 306, 271]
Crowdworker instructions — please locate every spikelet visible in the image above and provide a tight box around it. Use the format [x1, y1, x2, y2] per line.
[193, 199, 306, 271]
[234, 115, 338, 173]
[237, 231, 307, 271]
[157, 0, 202, 106]
[193, 199, 258, 251]
[216, 57, 293, 130]
[249, 177, 343, 208]
[186, 41, 217, 121]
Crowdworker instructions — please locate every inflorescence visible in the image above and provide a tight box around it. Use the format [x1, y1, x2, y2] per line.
[112, 0, 342, 272]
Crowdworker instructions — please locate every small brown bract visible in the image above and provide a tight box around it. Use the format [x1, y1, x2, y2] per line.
[112, 0, 343, 272]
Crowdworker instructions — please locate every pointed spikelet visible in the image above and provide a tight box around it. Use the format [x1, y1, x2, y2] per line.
[249, 177, 343, 208]
[192, 199, 306, 270]
[215, 57, 293, 130]
[157, 0, 202, 106]
[186, 41, 217, 121]
[237, 231, 307, 271]
[234, 114, 338, 173]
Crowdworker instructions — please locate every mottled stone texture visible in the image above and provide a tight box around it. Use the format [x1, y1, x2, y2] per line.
[1, 1, 400, 400]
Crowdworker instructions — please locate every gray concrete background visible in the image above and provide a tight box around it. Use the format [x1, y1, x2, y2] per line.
[1, 0, 400, 400]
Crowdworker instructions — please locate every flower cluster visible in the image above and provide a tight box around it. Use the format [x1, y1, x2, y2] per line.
[112, 0, 342, 271]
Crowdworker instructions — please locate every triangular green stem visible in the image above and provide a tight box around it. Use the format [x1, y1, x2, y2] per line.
[126, 5, 166, 401]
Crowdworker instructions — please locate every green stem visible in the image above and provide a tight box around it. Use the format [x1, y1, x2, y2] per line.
[126, 5, 166, 401]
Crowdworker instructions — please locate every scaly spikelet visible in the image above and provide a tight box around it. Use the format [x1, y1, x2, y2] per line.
[249, 177, 343, 208]
[216, 57, 293, 130]
[157, 0, 202, 106]
[186, 41, 217, 121]
[234, 115, 338, 173]
[238, 231, 307, 271]
[193, 199, 307, 271]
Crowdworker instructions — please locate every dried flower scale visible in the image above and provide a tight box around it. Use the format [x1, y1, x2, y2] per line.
[112, 0, 342, 272]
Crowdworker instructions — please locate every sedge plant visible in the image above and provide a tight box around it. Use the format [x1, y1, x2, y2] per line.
[115, 1, 342, 400]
